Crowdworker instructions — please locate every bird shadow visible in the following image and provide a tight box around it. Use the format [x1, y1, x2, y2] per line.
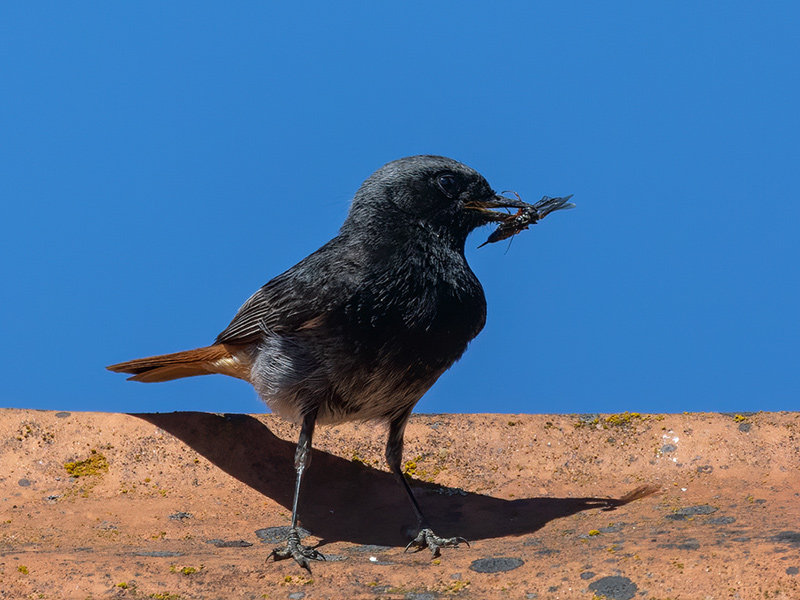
[133, 412, 657, 548]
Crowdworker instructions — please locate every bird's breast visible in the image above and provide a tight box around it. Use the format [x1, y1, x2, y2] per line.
[337, 246, 487, 372]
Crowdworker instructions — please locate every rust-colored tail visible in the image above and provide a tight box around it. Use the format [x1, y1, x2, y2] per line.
[106, 344, 252, 383]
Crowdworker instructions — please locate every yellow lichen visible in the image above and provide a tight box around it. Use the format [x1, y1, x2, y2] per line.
[351, 451, 368, 466]
[443, 580, 470, 593]
[432, 579, 471, 594]
[64, 450, 108, 477]
[603, 412, 643, 428]
[282, 575, 313, 585]
[402, 455, 443, 483]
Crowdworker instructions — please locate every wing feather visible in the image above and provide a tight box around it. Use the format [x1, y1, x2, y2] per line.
[215, 237, 360, 345]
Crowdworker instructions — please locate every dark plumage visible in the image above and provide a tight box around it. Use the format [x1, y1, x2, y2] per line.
[108, 155, 572, 569]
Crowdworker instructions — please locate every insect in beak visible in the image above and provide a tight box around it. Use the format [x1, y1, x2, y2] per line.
[475, 193, 575, 247]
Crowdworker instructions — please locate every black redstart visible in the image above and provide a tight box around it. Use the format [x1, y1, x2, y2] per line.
[108, 155, 573, 569]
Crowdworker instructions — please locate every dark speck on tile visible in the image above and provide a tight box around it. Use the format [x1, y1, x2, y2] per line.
[666, 505, 718, 520]
[205, 539, 253, 548]
[469, 557, 524, 573]
[680, 504, 717, 515]
[321, 553, 347, 562]
[772, 531, 800, 547]
[588, 575, 638, 600]
[347, 544, 392, 553]
[659, 539, 700, 550]
[522, 537, 543, 546]
[255, 526, 310, 543]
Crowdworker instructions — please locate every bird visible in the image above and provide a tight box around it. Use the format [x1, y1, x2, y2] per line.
[107, 155, 572, 570]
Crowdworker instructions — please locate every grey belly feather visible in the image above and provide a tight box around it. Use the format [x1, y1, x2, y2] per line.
[251, 334, 443, 425]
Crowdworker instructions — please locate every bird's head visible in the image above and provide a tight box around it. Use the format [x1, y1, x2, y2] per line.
[343, 155, 528, 248]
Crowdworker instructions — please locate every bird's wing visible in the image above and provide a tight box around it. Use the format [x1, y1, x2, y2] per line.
[215, 238, 359, 345]
[214, 280, 291, 344]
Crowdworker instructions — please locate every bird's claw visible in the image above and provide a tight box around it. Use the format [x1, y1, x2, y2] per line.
[404, 528, 469, 557]
[269, 528, 325, 571]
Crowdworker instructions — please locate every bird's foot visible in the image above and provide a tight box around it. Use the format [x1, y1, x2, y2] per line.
[268, 528, 325, 571]
[404, 528, 469, 557]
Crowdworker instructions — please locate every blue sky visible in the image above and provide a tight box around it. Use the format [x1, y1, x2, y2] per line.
[1, 3, 798, 415]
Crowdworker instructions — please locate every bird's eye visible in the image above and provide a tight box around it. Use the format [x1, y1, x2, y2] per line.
[436, 173, 460, 197]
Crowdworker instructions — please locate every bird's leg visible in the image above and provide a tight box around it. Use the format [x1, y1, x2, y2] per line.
[385, 411, 468, 557]
[269, 409, 325, 570]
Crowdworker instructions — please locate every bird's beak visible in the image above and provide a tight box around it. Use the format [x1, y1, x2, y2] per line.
[463, 194, 526, 221]
[465, 193, 574, 222]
